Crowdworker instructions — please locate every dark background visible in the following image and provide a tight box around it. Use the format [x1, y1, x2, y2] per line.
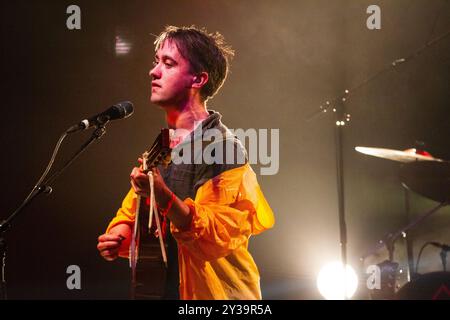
[1, 0, 449, 299]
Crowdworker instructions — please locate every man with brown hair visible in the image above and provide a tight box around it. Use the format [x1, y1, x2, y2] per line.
[97, 25, 274, 300]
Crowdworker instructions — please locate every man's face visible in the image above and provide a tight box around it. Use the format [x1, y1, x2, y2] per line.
[149, 40, 194, 106]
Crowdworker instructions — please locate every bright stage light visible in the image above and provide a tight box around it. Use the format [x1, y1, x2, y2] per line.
[316, 261, 358, 300]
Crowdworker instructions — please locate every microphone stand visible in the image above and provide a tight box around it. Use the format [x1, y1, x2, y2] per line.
[334, 101, 352, 299]
[0, 124, 106, 300]
[307, 93, 352, 298]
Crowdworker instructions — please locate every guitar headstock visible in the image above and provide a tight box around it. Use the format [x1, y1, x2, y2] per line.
[141, 128, 172, 172]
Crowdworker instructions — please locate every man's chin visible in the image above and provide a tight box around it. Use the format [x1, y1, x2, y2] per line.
[150, 96, 163, 105]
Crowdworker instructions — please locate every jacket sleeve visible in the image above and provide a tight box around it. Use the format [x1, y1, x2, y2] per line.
[170, 163, 275, 261]
[105, 188, 137, 258]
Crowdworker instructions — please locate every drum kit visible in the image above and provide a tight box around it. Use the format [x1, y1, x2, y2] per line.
[356, 146, 450, 300]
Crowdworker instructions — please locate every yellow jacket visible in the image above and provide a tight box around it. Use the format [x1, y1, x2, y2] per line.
[106, 163, 274, 300]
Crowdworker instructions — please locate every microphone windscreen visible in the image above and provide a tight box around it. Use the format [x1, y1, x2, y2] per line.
[112, 101, 134, 120]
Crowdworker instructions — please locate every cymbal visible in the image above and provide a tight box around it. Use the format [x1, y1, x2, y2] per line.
[400, 161, 450, 203]
[355, 146, 443, 163]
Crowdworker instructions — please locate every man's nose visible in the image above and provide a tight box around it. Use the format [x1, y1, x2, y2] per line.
[149, 64, 160, 79]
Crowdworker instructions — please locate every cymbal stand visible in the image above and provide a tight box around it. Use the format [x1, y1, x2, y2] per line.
[361, 201, 448, 262]
[402, 186, 416, 282]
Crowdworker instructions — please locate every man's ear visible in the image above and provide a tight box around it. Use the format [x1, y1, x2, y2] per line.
[192, 72, 209, 89]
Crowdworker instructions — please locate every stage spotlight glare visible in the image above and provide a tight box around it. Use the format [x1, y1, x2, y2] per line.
[316, 261, 358, 300]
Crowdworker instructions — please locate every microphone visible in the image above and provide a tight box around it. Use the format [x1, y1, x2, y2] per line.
[66, 101, 134, 133]
[430, 242, 450, 251]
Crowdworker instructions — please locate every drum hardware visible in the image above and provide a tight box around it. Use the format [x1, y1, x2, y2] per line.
[357, 146, 450, 299]
[395, 272, 450, 300]
[416, 242, 450, 274]
[366, 260, 399, 300]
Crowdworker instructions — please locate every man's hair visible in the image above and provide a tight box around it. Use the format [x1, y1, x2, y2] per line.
[154, 25, 234, 101]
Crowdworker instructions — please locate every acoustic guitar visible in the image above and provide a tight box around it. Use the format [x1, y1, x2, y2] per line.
[129, 128, 172, 299]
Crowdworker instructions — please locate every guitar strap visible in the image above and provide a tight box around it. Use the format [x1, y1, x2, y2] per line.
[148, 171, 168, 267]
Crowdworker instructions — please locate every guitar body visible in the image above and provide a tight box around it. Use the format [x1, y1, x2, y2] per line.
[132, 198, 168, 299]
[130, 128, 172, 299]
